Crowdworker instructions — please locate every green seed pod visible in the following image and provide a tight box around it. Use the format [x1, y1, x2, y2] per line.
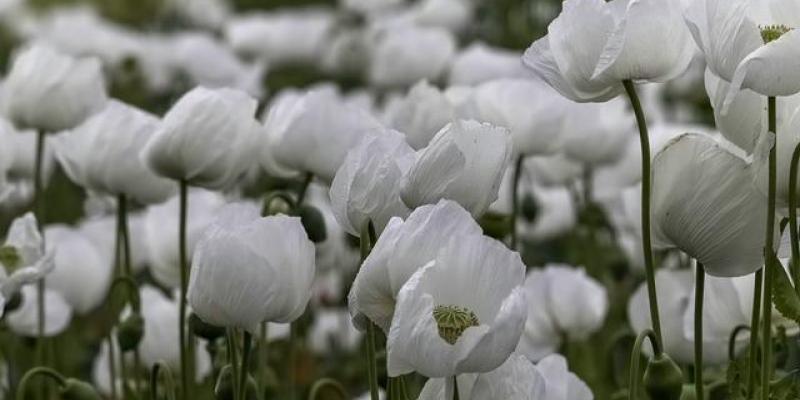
[263, 195, 293, 216]
[116, 313, 144, 353]
[60, 379, 102, 400]
[189, 312, 225, 341]
[295, 204, 327, 243]
[520, 194, 539, 222]
[643, 354, 684, 400]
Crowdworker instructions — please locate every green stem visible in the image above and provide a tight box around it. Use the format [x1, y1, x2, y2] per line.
[32, 130, 46, 400]
[227, 329, 241, 400]
[308, 378, 348, 400]
[622, 80, 663, 347]
[360, 220, 380, 400]
[583, 164, 593, 207]
[452, 376, 460, 400]
[695, 262, 705, 400]
[788, 140, 800, 293]
[16, 367, 66, 400]
[134, 350, 143, 398]
[238, 332, 252, 400]
[761, 96, 778, 400]
[108, 334, 119, 400]
[747, 269, 762, 397]
[629, 329, 662, 400]
[120, 348, 129, 400]
[729, 325, 750, 362]
[151, 362, 177, 400]
[178, 180, 189, 400]
[510, 155, 524, 250]
[258, 322, 268, 394]
[296, 172, 313, 206]
[109, 277, 141, 313]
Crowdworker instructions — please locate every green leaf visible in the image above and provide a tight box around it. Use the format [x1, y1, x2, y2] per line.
[769, 252, 800, 324]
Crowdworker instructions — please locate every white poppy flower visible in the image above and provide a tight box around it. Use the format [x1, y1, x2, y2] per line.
[525, 154, 583, 188]
[0, 213, 54, 310]
[348, 199, 482, 332]
[306, 184, 361, 275]
[188, 203, 315, 330]
[3, 43, 107, 131]
[448, 43, 528, 86]
[561, 98, 635, 166]
[368, 26, 456, 88]
[79, 212, 150, 274]
[141, 86, 260, 190]
[51, 100, 175, 204]
[262, 87, 385, 183]
[330, 130, 415, 237]
[44, 225, 112, 314]
[224, 10, 334, 67]
[651, 133, 773, 277]
[762, 98, 800, 208]
[386, 233, 527, 377]
[411, 0, 473, 34]
[518, 186, 577, 242]
[400, 120, 512, 216]
[522, 0, 693, 102]
[138, 285, 212, 380]
[167, 0, 230, 29]
[517, 265, 608, 361]
[7, 285, 72, 337]
[535, 354, 593, 400]
[384, 80, 455, 150]
[308, 308, 363, 354]
[144, 189, 226, 288]
[417, 354, 547, 400]
[685, 0, 800, 109]
[472, 79, 571, 157]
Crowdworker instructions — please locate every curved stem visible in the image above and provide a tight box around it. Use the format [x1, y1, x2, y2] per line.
[109, 277, 141, 313]
[361, 220, 380, 400]
[308, 378, 348, 400]
[729, 325, 750, 362]
[622, 80, 662, 346]
[510, 155, 525, 250]
[151, 362, 177, 400]
[761, 96, 778, 400]
[16, 367, 66, 400]
[628, 329, 661, 400]
[695, 262, 705, 400]
[178, 180, 189, 400]
[238, 332, 252, 400]
[747, 269, 762, 397]
[788, 140, 800, 293]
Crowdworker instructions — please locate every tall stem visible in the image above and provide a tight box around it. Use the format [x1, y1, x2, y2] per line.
[694, 262, 705, 400]
[108, 335, 119, 400]
[178, 180, 189, 400]
[32, 130, 46, 400]
[452, 376, 460, 400]
[117, 195, 143, 395]
[238, 332, 252, 400]
[360, 221, 380, 400]
[510, 155, 524, 250]
[760, 96, 778, 400]
[258, 322, 268, 394]
[746, 269, 762, 397]
[622, 80, 662, 345]
[788, 141, 800, 291]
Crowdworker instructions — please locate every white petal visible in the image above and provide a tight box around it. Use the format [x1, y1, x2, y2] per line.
[704, 68, 764, 153]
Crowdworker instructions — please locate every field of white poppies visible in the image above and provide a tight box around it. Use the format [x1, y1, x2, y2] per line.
[0, 0, 798, 399]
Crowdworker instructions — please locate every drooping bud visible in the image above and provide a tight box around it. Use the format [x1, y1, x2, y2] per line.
[520, 194, 539, 222]
[643, 353, 684, 400]
[760, 25, 792, 44]
[116, 313, 144, 352]
[432, 304, 480, 345]
[189, 312, 225, 341]
[295, 204, 327, 243]
[60, 379, 102, 400]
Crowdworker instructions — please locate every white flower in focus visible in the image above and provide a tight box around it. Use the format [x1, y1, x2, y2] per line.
[52, 100, 175, 204]
[386, 234, 527, 377]
[651, 133, 772, 277]
[368, 26, 456, 88]
[141, 86, 260, 190]
[400, 120, 512, 216]
[3, 43, 107, 131]
[188, 203, 315, 330]
[330, 130, 415, 237]
[522, 0, 693, 102]
[44, 225, 112, 314]
[384, 80, 455, 150]
[517, 266, 607, 361]
[144, 189, 226, 288]
[7, 285, 72, 337]
[348, 200, 482, 332]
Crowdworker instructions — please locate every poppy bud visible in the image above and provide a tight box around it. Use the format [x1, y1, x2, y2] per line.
[116, 313, 144, 352]
[520, 194, 538, 222]
[189, 312, 225, 341]
[643, 353, 684, 400]
[60, 378, 102, 400]
[295, 204, 327, 243]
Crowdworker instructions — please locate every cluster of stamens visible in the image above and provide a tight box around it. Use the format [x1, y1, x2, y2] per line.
[432, 304, 480, 345]
[760, 24, 792, 44]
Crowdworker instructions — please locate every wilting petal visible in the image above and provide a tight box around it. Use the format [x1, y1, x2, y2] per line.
[651, 133, 772, 277]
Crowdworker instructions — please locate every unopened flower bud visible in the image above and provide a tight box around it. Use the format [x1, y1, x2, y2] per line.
[520, 194, 538, 222]
[116, 313, 144, 352]
[60, 378, 102, 400]
[295, 204, 327, 243]
[643, 353, 684, 400]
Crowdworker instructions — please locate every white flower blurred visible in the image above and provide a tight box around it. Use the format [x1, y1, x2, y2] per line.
[7, 285, 72, 337]
[308, 308, 363, 354]
[368, 25, 456, 88]
[448, 43, 528, 86]
[383, 80, 455, 150]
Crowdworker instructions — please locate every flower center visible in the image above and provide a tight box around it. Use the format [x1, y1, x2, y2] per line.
[432, 304, 480, 345]
[760, 25, 792, 44]
[0, 245, 20, 270]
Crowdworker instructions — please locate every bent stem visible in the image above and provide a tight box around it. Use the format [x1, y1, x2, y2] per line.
[729, 325, 750, 362]
[628, 329, 662, 400]
[360, 220, 380, 400]
[16, 367, 66, 400]
[178, 180, 189, 400]
[788, 141, 800, 292]
[622, 80, 663, 346]
[760, 97, 778, 400]
[510, 155, 525, 250]
[695, 262, 705, 400]
[308, 378, 348, 400]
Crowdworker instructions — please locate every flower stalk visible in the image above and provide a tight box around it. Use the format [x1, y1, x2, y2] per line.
[788, 141, 800, 291]
[694, 262, 705, 400]
[360, 220, 380, 400]
[510, 155, 525, 250]
[178, 180, 189, 400]
[760, 96, 778, 400]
